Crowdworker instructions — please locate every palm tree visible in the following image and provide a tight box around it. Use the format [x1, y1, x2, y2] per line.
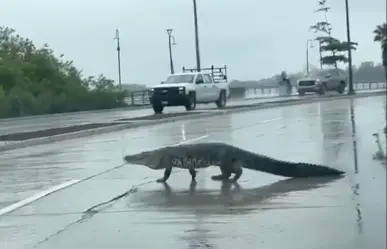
[373, 23, 387, 84]
[373, 23, 387, 43]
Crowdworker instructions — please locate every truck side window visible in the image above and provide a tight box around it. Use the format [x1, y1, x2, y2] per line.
[195, 74, 204, 84]
[203, 74, 212, 84]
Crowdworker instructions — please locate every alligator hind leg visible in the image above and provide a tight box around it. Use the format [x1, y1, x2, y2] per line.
[211, 153, 232, 181]
[231, 167, 243, 182]
[230, 158, 243, 182]
[211, 169, 231, 181]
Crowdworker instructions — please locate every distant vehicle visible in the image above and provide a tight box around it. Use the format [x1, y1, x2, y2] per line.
[296, 69, 347, 96]
[149, 65, 230, 114]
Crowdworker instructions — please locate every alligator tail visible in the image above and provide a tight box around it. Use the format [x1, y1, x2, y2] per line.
[242, 153, 345, 177]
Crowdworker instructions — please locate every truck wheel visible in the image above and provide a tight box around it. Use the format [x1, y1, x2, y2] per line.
[185, 92, 196, 111]
[215, 90, 227, 108]
[152, 103, 164, 114]
[337, 82, 346, 94]
[318, 83, 327, 95]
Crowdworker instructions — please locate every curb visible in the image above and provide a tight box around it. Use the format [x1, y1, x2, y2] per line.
[0, 91, 384, 152]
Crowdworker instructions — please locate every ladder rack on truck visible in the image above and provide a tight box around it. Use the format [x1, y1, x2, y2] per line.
[182, 65, 228, 83]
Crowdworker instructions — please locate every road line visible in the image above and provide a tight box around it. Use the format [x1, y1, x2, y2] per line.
[175, 135, 209, 146]
[0, 179, 81, 216]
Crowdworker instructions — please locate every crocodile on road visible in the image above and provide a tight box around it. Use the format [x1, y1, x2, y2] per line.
[123, 142, 345, 182]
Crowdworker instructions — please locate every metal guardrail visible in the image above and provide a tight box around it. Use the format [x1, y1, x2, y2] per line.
[124, 82, 386, 106]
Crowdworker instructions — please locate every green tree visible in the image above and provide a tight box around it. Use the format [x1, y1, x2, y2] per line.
[373, 23, 387, 83]
[0, 26, 127, 118]
[309, 0, 358, 69]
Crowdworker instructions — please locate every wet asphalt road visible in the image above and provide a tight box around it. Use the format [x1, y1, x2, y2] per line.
[0, 96, 297, 136]
[0, 95, 386, 249]
[0, 88, 384, 136]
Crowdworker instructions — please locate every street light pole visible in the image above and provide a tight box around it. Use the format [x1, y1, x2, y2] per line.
[192, 0, 201, 72]
[166, 29, 175, 75]
[114, 29, 122, 91]
[306, 39, 314, 75]
[345, 0, 355, 95]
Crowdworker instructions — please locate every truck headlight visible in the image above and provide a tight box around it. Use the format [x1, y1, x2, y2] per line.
[178, 87, 185, 94]
[315, 79, 321, 85]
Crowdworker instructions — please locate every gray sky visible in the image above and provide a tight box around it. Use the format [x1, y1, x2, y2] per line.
[2, 0, 386, 86]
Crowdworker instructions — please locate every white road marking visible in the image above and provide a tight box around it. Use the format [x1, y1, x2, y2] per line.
[175, 135, 209, 146]
[0, 179, 81, 216]
[0, 135, 209, 216]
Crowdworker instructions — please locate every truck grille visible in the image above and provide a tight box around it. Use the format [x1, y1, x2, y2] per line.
[298, 80, 316, 86]
[154, 87, 180, 95]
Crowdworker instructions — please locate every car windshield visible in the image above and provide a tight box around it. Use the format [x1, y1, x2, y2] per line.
[307, 71, 327, 77]
[307, 70, 343, 78]
[164, 74, 195, 84]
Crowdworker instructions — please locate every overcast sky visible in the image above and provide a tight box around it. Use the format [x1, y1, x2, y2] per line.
[1, 0, 386, 85]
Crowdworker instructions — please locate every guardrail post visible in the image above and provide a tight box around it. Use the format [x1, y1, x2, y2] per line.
[131, 92, 134, 105]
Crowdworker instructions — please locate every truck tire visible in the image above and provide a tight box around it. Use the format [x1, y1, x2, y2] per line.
[215, 90, 227, 108]
[185, 92, 196, 111]
[337, 81, 346, 94]
[152, 103, 164, 114]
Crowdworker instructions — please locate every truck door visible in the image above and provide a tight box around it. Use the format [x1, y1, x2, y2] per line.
[203, 74, 218, 101]
[194, 74, 208, 102]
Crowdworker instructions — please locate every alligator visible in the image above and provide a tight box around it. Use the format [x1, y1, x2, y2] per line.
[123, 142, 345, 183]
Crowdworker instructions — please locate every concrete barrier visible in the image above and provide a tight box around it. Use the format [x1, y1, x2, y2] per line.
[0, 91, 384, 152]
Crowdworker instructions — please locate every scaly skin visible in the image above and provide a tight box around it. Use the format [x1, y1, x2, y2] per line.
[123, 142, 345, 183]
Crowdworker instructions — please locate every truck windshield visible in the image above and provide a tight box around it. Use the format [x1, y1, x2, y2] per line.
[164, 75, 195, 84]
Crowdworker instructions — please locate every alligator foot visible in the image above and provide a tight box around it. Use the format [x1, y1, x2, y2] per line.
[211, 174, 230, 181]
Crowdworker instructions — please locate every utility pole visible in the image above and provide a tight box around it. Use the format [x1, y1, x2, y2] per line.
[114, 29, 122, 91]
[192, 0, 201, 72]
[345, 0, 355, 95]
[166, 29, 176, 74]
[306, 39, 314, 75]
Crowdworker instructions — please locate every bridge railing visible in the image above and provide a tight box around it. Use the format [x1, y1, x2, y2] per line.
[124, 82, 386, 106]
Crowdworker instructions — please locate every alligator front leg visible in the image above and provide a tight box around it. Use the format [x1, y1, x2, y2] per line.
[156, 166, 172, 183]
[186, 155, 198, 183]
[189, 168, 197, 182]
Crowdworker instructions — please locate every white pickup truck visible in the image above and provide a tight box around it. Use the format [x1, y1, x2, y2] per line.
[149, 65, 230, 114]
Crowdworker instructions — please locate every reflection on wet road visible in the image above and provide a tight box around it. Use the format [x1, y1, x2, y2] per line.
[0, 96, 385, 249]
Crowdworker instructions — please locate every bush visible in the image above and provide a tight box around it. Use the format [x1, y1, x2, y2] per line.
[0, 26, 127, 118]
